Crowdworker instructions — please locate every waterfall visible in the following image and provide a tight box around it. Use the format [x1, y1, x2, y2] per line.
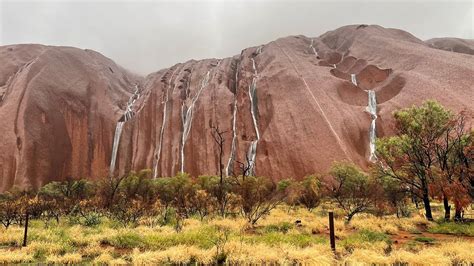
[366, 90, 377, 162]
[109, 121, 124, 175]
[333, 64, 337, 69]
[309, 39, 319, 57]
[180, 71, 211, 173]
[152, 69, 179, 179]
[225, 96, 238, 176]
[351, 74, 357, 86]
[247, 47, 262, 176]
[109, 84, 140, 176]
[247, 67, 259, 175]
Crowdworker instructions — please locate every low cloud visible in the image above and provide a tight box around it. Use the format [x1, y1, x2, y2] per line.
[1, 0, 472, 75]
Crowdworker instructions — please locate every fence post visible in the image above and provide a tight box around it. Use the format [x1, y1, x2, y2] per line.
[328, 211, 335, 252]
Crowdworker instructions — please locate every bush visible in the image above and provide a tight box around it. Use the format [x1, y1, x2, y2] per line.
[325, 162, 381, 223]
[414, 236, 435, 243]
[232, 176, 286, 225]
[428, 222, 474, 236]
[110, 231, 144, 248]
[82, 212, 101, 227]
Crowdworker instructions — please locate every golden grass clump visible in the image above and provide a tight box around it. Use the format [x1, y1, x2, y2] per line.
[46, 253, 83, 264]
[209, 217, 247, 232]
[24, 240, 65, 255]
[0, 249, 34, 263]
[81, 243, 111, 258]
[131, 245, 214, 264]
[0, 227, 22, 246]
[67, 225, 103, 247]
[284, 244, 334, 265]
[93, 253, 115, 264]
[431, 240, 474, 264]
[225, 241, 282, 264]
[350, 215, 399, 234]
[389, 249, 452, 265]
[344, 248, 392, 265]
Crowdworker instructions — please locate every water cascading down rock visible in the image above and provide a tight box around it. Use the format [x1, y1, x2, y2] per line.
[225, 60, 240, 177]
[366, 90, 377, 161]
[152, 68, 179, 178]
[247, 47, 263, 176]
[180, 71, 211, 173]
[109, 85, 140, 176]
[351, 74, 357, 86]
[309, 39, 319, 57]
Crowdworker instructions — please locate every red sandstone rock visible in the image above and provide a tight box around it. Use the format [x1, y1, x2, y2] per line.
[0, 25, 473, 191]
[426, 38, 474, 55]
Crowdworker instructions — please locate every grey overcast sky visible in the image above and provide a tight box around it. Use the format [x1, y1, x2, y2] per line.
[1, 0, 472, 74]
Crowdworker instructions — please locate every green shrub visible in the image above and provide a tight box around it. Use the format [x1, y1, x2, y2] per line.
[428, 222, 474, 237]
[82, 212, 101, 227]
[342, 229, 391, 251]
[244, 232, 326, 248]
[110, 231, 143, 249]
[143, 226, 219, 250]
[414, 236, 435, 243]
[263, 222, 294, 234]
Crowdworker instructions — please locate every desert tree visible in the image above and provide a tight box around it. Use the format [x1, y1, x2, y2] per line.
[326, 162, 380, 223]
[298, 175, 323, 211]
[376, 101, 472, 221]
[210, 124, 233, 216]
[232, 175, 288, 225]
[0, 191, 22, 229]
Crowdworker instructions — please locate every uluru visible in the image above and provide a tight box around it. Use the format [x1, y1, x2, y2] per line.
[1, 24, 472, 191]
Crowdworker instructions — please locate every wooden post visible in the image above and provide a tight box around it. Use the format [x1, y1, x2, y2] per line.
[22, 211, 29, 247]
[328, 211, 335, 252]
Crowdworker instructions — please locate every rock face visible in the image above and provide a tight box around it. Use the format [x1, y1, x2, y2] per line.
[1, 25, 473, 191]
[426, 38, 474, 55]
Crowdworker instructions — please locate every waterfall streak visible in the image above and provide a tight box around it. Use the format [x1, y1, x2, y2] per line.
[225, 97, 238, 176]
[366, 90, 377, 161]
[109, 122, 124, 175]
[152, 69, 179, 178]
[180, 71, 211, 173]
[247, 48, 262, 176]
[225, 62, 239, 176]
[309, 39, 319, 57]
[109, 84, 141, 176]
[351, 74, 357, 86]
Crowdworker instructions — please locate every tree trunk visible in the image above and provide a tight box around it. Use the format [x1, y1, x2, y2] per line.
[443, 195, 451, 221]
[454, 208, 462, 222]
[22, 211, 29, 247]
[422, 191, 433, 221]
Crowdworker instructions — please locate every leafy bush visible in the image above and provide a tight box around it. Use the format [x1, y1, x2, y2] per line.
[82, 212, 101, 227]
[326, 162, 381, 223]
[110, 231, 143, 248]
[414, 236, 435, 243]
[428, 222, 474, 236]
[263, 222, 293, 234]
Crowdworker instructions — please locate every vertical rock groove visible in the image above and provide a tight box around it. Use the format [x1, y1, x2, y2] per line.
[225, 58, 240, 177]
[152, 67, 180, 178]
[180, 70, 211, 173]
[247, 46, 263, 176]
[109, 84, 140, 176]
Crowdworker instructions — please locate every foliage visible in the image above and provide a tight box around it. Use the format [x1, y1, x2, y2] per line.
[232, 175, 287, 225]
[326, 162, 380, 222]
[428, 222, 474, 236]
[376, 100, 472, 221]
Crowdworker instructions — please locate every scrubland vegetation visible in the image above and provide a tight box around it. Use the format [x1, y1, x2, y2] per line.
[0, 101, 472, 264]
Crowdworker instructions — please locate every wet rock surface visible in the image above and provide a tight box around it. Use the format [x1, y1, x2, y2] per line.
[0, 25, 473, 191]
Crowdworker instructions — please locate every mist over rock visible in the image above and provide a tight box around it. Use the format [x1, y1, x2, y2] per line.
[1, 25, 473, 191]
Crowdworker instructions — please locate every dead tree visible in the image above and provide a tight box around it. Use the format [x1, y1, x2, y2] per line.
[210, 124, 229, 216]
